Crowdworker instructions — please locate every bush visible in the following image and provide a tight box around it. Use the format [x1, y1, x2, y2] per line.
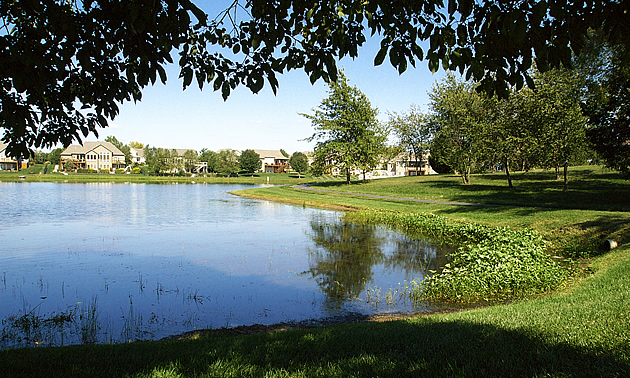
[132, 167, 142, 174]
[76, 168, 96, 174]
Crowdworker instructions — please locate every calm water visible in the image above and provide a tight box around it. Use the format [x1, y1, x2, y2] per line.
[0, 182, 449, 348]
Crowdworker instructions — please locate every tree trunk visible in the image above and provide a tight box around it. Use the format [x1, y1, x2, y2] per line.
[505, 158, 513, 188]
[562, 162, 569, 193]
[346, 168, 351, 185]
[555, 165, 561, 180]
[462, 166, 471, 184]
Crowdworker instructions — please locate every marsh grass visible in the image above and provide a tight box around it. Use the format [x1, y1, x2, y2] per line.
[0, 297, 101, 349]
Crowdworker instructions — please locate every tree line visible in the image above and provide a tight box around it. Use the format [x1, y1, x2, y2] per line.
[305, 34, 629, 189]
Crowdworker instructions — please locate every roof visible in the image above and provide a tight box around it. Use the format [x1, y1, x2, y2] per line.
[253, 149, 288, 159]
[60, 141, 125, 156]
[130, 148, 144, 157]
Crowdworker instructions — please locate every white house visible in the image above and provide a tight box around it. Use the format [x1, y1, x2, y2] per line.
[129, 148, 145, 165]
[60, 141, 126, 171]
[253, 150, 289, 173]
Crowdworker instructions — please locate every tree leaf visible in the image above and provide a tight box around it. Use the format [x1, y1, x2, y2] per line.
[374, 45, 388, 66]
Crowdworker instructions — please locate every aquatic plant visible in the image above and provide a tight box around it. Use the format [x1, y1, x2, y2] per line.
[346, 210, 571, 304]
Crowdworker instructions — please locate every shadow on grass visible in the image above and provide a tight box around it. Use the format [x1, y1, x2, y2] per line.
[418, 178, 630, 212]
[2, 318, 627, 377]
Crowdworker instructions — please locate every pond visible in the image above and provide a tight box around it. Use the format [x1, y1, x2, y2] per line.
[0, 182, 450, 348]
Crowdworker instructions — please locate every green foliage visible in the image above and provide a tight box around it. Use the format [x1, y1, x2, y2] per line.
[239, 149, 261, 175]
[584, 44, 630, 178]
[303, 72, 385, 184]
[429, 74, 487, 184]
[345, 210, 570, 304]
[76, 168, 97, 174]
[182, 149, 199, 173]
[519, 69, 589, 191]
[289, 151, 309, 178]
[388, 105, 434, 161]
[5, 1, 625, 158]
[216, 149, 239, 177]
[199, 148, 218, 172]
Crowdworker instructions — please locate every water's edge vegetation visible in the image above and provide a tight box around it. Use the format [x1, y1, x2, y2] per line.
[345, 210, 570, 304]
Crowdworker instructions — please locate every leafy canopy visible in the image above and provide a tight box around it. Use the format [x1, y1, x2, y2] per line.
[303, 72, 383, 184]
[239, 149, 261, 174]
[289, 151, 309, 178]
[2, 0, 628, 158]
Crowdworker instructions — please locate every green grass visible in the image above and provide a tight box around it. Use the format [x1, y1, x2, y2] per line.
[0, 167, 341, 185]
[313, 166, 630, 212]
[1, 165, 629, 376]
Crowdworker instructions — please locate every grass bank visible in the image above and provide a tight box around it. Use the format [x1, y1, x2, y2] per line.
[0, 168, 341, 185]
[1, 165, 629, 376]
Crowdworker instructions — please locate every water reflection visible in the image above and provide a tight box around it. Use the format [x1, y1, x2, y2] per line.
[304, 215, 451, 308]
[304, 218, 387, 305]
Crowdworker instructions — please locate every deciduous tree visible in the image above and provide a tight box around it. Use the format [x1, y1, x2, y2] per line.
[216, 149, 239, 177]
[388, 105, 434, 166]
[428, 73, 487, 184]
[302, 72, 384, 184]
[583, 44, 630, 178]
[289, 152, 309, 178]
[521, 69, 589, 191]
[239, 149, 261, 175]
[199, 148, 218, 173]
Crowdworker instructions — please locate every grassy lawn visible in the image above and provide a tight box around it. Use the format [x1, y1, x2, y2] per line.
[1, 165, 629, 376]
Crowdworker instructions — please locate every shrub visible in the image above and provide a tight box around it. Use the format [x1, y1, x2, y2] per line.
[76, 168, 96, 174]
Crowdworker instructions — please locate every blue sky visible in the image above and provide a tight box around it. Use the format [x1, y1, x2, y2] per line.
[95, 2, 448, 153]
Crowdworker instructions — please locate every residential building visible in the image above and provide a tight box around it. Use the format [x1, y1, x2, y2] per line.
[253, 150, 289, 173]
[385, 151, 436, 177]
[0, 142, 27, 170]
[129, 148, 145, 165]
[60, 141, 126, 171]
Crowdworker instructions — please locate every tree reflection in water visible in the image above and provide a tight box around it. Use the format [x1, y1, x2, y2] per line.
[303, 215, 451, 308]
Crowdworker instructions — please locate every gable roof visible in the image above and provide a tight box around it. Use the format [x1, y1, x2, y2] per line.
[253, 149, 288, 159]
[61, 141, 124, 156]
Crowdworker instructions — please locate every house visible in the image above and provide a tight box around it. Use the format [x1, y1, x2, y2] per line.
[60, 141, 126, 171]
[253, 150, 290, 173]
[0, 142, 28, 170]
[385, 151, 436, 177]
[355, 151, 437, 180]
[129, 148, 145, 165]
